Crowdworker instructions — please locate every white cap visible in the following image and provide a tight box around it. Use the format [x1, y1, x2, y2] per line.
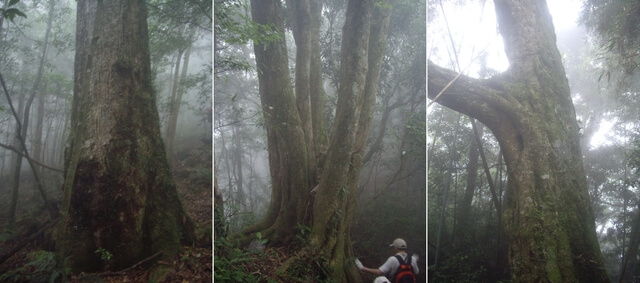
[389, 238, 407, 250]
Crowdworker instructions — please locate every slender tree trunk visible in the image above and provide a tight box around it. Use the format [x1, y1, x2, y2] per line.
[33, 83, 46, 181]
[286, 0, 316, 186]
[428, 1, 609, 281]
[231, 123, 246, 211]
[164, 48, 183, 165]
[165, 31, 194, 165]
[435, 114, 460, 266]
[454, 123, 481, 244]
[56, 0, 194, 272]
[214, 170, 226, 240]
[620, 204, 640, 282]
[309, 0, 328, 162]
[7, 0, 55, 225]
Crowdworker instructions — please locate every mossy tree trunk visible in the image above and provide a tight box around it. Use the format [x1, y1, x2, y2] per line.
[243, 0, 392, 281]
[428, 1, 609, 282]
[56, 0, 194, 273]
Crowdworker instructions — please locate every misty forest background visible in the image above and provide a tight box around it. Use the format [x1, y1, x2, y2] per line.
[428, 1, 640, 282]
[214, 0, 426, 281]
[5, 0, 640, 282]
[0, 0, 212, 280]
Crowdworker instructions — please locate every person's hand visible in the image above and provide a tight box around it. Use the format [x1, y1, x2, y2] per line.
[355, 258, 363, 270]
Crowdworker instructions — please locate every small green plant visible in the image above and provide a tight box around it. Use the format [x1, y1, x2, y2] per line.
[295, 223, 311, 245]
[95, 247, 113, 262]
[214, 237, 271, 282]
[255, 232, 268, 245]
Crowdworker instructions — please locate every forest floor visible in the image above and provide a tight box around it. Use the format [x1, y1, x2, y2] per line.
[0, 139, 213, 282]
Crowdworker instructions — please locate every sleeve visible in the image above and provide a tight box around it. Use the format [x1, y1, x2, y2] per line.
[378, 256, 399, 277]
[411, 255, 420, 275]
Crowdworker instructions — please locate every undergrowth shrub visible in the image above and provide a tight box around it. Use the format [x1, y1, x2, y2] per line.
[429, 249, 488, 283]
[0, 250, 68, 282]
[214, 237, 274, 282]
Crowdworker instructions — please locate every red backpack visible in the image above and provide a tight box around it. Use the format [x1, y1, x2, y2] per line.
[390, 254, 416, 283]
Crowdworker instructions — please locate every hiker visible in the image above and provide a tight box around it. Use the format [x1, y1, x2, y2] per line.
[355, 238, 419, 283]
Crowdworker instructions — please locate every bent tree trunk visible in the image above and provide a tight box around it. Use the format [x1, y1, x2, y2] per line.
[242, 0, 392, 281]
[56, 0, 194, 272]
[428, 0, 609, 282]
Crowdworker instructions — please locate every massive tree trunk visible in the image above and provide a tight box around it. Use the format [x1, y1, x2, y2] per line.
[56, 0, 194, 273]
[428, 1, 609, 282]
[309, 0, 392, 280]
[244, 0, 310, 245]
[242, 0, 392, 281]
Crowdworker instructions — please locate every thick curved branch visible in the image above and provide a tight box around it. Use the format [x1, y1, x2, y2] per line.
[428, 61, 519, 131]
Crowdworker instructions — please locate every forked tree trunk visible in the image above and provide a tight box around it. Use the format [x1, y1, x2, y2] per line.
[428, 0, 609, 281]
[244, 0, 392, 281]
[56, 0, 194, 272]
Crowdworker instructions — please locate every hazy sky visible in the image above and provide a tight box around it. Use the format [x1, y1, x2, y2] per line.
[427, 0, 617, 147]
[428, 0, 582, 75]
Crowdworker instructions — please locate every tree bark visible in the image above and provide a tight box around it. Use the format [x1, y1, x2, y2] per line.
[428, 0, 609, 281]
[244, 0, 392, 281]
[56, 0, 193, 272]
[286, 0, 317, 186]
[304, 0, 392, 281]
[245, 0, 310, 245]
[309, 0, 328, 164]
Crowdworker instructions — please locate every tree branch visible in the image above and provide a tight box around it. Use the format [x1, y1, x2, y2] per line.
[0, 72, 55, 217]
[0, 142, 63, 173]
[428, 61, 518, 131]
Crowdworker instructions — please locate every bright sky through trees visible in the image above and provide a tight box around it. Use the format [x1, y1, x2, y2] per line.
[428, 0, 614, 148]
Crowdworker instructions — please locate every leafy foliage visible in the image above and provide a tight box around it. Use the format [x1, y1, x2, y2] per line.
[214, 237, 276, 282]
[429, 249, 488, 283]
[0, 0, 27, 22]
[581, 0, 640, 76]
[214, 0, 281, 77]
